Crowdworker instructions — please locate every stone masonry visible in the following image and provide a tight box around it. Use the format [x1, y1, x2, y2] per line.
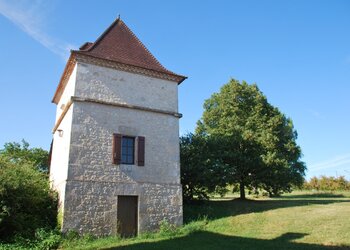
[49, 18, 186, 236]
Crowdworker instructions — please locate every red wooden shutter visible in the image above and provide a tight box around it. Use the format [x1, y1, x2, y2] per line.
[137, 136, 145, 166]
[113, 133, 122, 164]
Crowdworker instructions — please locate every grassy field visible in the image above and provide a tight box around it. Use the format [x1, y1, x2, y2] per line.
[59, 190, 350, 250]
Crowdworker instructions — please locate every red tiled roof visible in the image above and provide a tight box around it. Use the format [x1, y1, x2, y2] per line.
[52, 18, 186, 104]
[79, 42, 93, 50]
[75, 18, 184, 79]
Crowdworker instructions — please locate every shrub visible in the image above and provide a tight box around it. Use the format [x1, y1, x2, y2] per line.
[0, 155, 58, 240]
[64, 230, 80, 241]
[158, 220, 179, 238]
[34, 228, 61, 250]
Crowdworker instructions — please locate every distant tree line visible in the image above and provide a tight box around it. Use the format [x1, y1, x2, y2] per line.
[303, 176, 350, 191]
[181, 79, 306, 201]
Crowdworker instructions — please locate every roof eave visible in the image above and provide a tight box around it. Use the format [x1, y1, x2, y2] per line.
[52, 51, 187, 105]
[51, 52, 77, 104]
[73, 51, 187, 83]
[177, 76, 187, 85]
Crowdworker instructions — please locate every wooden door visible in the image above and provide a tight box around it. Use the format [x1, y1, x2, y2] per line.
[117, 196, 138, 237]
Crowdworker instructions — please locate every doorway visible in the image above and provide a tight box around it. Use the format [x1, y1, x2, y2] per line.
[117, 196, 138, 237]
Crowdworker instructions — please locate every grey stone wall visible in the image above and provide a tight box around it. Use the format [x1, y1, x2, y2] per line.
[68, 102, 180, 184]
[50, 65, 76, 211]
[58, 61, 183, 235]
[63, 180, 182, 235]
[75, 62, 178, 113]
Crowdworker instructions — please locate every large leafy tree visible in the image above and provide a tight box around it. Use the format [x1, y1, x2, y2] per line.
[180, 133, 227, 201]
[197, 79, 306, 199]
[0, 140, 49, 173]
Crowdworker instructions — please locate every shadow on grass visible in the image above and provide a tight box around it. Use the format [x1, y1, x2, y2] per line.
[102, 231, 349, 250]
[184, 196, 350, 223]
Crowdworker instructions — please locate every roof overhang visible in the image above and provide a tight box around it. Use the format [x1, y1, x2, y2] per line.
[52, 51, 187, 104]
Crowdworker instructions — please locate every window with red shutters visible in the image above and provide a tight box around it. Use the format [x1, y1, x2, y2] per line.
[112, 134, 145, 166]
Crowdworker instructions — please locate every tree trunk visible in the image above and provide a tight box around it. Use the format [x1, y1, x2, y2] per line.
[239, 181, 246, 200]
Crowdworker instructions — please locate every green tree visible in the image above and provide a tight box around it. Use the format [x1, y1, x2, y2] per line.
[0, 140, 49, 173]
[197, 79, 306, 199]
[256, 107, 306, 196]
[0, 155, 57, 240]
[180, 133, 227, 201]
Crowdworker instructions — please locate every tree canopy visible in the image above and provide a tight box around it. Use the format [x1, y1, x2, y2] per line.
[0, 140, 49, 173]
[194, 79, 306, 199]
[180, 133, 228, 201]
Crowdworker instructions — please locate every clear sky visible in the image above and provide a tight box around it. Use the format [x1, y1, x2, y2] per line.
[0, 0, 349, 179]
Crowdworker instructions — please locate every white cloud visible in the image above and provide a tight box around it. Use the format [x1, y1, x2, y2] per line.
[0, 0, 75, 60]
[309, 153, 350, 171]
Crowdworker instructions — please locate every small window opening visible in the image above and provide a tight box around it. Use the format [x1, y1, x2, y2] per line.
[121, 136, 135, 164]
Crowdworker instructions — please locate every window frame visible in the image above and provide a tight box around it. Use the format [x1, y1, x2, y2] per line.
[112, 133, 145, 166]
[121, 136, 135, 165]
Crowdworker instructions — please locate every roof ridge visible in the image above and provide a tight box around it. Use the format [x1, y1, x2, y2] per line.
[85, 18, 174, 74]
[84, 17, 121, 52]
[52, 17, 187, 104]
[118, 19, 174, 74]
[73, 17, 185, 81]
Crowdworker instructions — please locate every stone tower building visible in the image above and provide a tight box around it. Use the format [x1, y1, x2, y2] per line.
[49, 18, 186, 236]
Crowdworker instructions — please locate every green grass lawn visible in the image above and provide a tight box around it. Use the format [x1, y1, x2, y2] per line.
[60, 190, 350, 250]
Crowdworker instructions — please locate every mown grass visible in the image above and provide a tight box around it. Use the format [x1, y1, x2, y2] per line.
[2, 191, 350, 249]
[59, 190, 350, 250]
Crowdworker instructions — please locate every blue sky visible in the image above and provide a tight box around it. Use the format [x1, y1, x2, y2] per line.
[0, 0, 349, 179]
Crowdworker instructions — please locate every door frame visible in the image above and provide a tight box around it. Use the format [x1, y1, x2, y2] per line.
[117, 195, 138, 237]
